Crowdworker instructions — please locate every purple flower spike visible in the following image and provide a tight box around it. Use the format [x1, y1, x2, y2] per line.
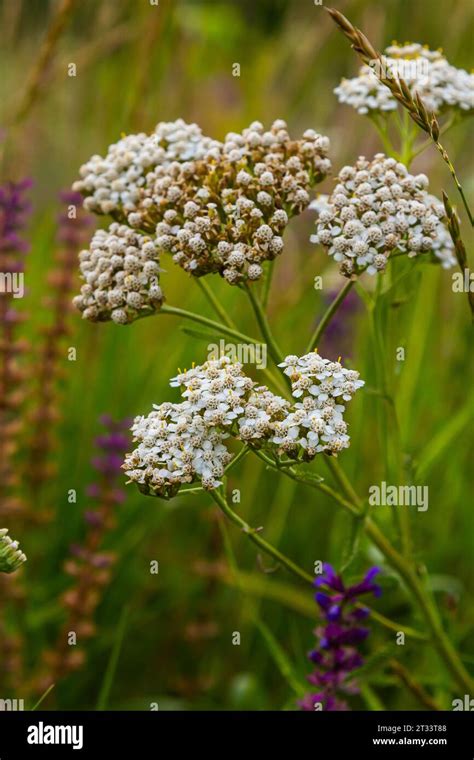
[318, 287, 361, 361]
[0, 179, 33, 258]
[327, 604, 342, 621]
[301, 565, 382, 711]
[90, 416, 131, 483]
[82, 415, 130, 526]
[347, 567, 382, 599]
[315, 591, 331, 609]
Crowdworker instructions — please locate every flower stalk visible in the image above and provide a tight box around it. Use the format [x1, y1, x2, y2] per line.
[210, 488, 313, 585]
[243, 282, 286, 368]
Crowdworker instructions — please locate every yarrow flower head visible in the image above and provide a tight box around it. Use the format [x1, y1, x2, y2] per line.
[123, 403, 233, 497]
[310, 154, 454, 277]
[72, 119, 222, 217]
[274, 352, 364, 458]
[300, 564, 381, 711]
[0, 529, 27, 573]
[151, 120, 331, 284]
[72, 223, 163, 323]
[72, 119, 331, 313]
[335, 43, 474, 116]
[123, 353, 363, 497]
[124, 356, 289, 497]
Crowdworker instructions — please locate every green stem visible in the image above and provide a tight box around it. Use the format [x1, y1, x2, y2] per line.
[196, 277, 237, 330]
[243, 283, 286, 367]
[399, 105, 472, 222]
[371, 611, 427, 642]
[31, 683, 55, 711]
[158, 304, 289, 398]
[364, 517, 473, 694]
[224, 444, 250, 474]
[160, 304, 251, 344]
[368, 113, 401, 160]
[390, 658, 441, 711]
[96, 605, 130, 710]
[371, 278, 412, 557]
[209, 489, 313, 585]
[253, 451, 473, 693]
[324, 457, 363, 510]
[253, 448, 361, 517]
[305, 279, 355, 354]
[411, 115, 456, 160]
[398, 109, 418, 167]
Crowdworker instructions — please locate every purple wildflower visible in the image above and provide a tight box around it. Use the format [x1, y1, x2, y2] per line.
[85, 415, 131, 524]
[0, 178, 33, 257]
[300, 564, 381, 711]
[61, 416, 131, 677]
[28, 189, 94, 493]
[90, 416, 132, 481]
[0, 178, 32, 525]
[319, 287, 360, 360]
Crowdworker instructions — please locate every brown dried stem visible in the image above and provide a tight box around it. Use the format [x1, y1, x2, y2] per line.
[14, 0, 78, 123]
[442, 191, 474, 319]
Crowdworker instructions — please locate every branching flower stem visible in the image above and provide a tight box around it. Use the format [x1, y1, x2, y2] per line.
[252, 449, 360, 516]
[210, 488, 313, 585]
[367, 114, 401, 160]
[157, 304, 290, 398]
[243, 282, 286, 368]
[195, 277, 238, 330]
[224, 444, 250, 475]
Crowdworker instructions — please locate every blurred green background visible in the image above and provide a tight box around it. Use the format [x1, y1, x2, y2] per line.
[0, 0, 472, 710]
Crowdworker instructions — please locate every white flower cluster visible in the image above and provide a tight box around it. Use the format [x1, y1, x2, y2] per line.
[73, 119, 331, 301]
[310, 154, 454, 276]
[153, 120, 331, 284]
[123, 404, 232, 496]
[170, 359, 290, 438]
[272, 353, 364, 458]
[124, 353, 363, 497]
[238, 388, 290, 442]
[72, 223, 163, 323]
[335, 43, 474, 116]
[124, 356, 290, 495]
[72, 119, 221, 216]
[0, 529, 27, 574]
